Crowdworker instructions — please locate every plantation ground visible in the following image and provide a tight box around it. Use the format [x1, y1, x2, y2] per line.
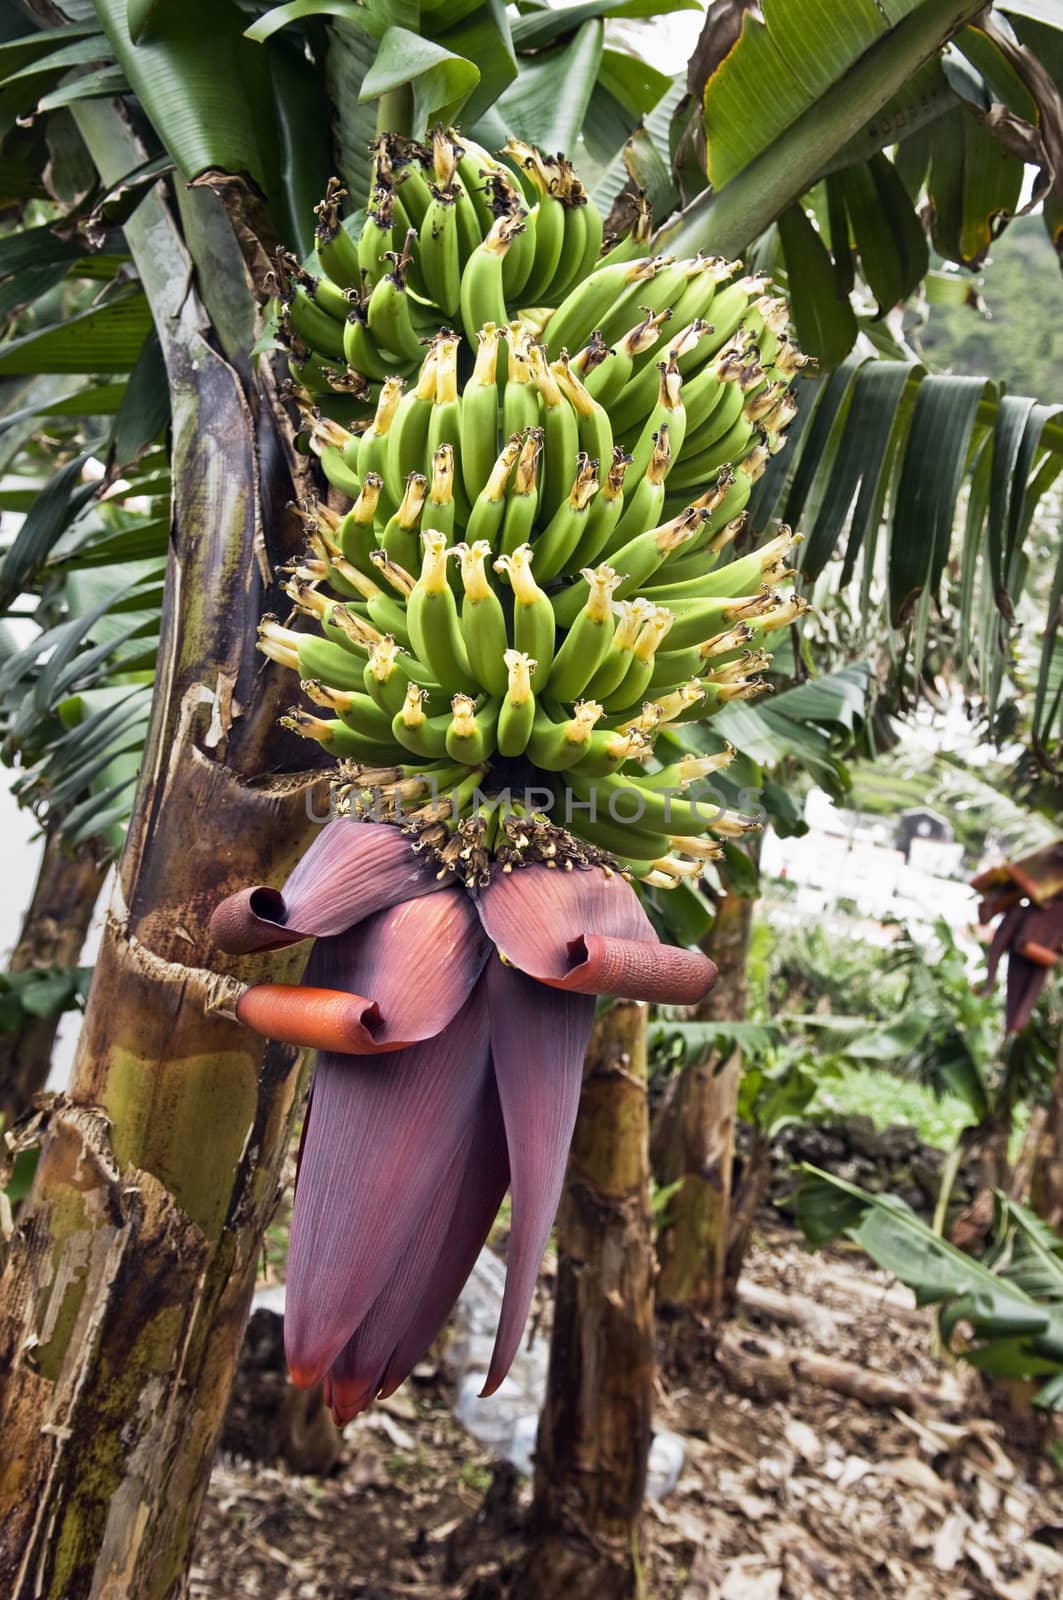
[192, 1228, 1063, 1600]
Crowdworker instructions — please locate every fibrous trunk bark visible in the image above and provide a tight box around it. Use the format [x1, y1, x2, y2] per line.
[0, 104, 323, 1599]
[655, 887, 755, 1322]
[509, 1001, 655, 1600]
[0, 826, 106, 1128]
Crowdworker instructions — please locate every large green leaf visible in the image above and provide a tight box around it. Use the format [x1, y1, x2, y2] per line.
[510, 0, 697, 51]
[797, 1170, 1063, 1407]
[92, 0, 273, 187]
[359, 27, 479, 134]
[244, 0, 368, 43]
[0, 453, 96, 610]
[0, 292, 154, 375]
[479, 20, 605, 154]
[701, 0, 928, 189]
[777, 201, 858, 368]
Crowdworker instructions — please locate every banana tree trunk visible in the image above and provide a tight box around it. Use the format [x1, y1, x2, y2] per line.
[509, 1001, 655, 1600]
[655, 885, 755, 1322]
[0, 826, 106, 1128]
[0, 103, 322, 1599]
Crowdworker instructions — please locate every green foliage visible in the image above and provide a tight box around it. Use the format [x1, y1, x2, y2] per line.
[808, 1061, 972, 1150]
[917, 217, 1063, 405]
[797, 1173, 1063, 1409]
[0, 963, 92, 1032]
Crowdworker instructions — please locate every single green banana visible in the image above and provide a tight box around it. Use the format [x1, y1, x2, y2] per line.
[526, 699, 604, 770]
[626, 353, 687, 484]
[385, 342, 437, 503]
[493, 544, 555, 691]
[313, 177, 362, 290]
[529, 453, 598, 582]
[577, 449, 630, 568]
[381, 472, 428, 570]
[542, 255, 657, 361]
[460, 324, 503, 502]
[507, 141, 565, 303]
[546, 564, 622, 699]
[497, 649, 538, 756]
[338, 473, 384, 574]
[454, 539, 509, 696]
[554, 506, 706, 624]
[282, 708, 406, 763]
[446, 692, 500, 765]
[419, 185, 461, 317]
[552, 354, 612, 487]
[459, 212, 519, 344]
[407, 530, 476, 693]
[502, 325, 540, 438]
[499, 428, 542, 558]
[601, 607, 675, 713]
[358, 185, 398, 293]
[608, 427, 671, 551]
[465, 433, 521, 548]
[528, 342, 578, 521]
[422, 443, 457, 543]
[356, 376, 405, 489]
[366, 241, 428, 364]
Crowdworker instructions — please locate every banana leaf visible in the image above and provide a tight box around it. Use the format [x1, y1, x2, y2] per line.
[797, 1169, 1063, 1408]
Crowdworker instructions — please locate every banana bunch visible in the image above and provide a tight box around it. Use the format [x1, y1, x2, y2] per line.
[264, 130, 811, 887]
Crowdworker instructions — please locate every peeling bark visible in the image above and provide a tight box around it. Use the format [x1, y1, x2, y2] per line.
[655, 886, 756, 1323]
[0, 827, 106, 1128]
[0, 102, 325, 1599]
[508, 1002, 655, 1600]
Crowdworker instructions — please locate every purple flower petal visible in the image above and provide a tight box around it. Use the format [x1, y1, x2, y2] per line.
[477, 864, 716, 1002]
[325, 1073, 508, 1420]
[285, 978, 490, 1389]
[482, 957, 595, 1397]
[210, 819, 443, 954]
[302, 886, 492, 1049]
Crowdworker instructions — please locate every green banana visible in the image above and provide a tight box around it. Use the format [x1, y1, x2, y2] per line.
[313, 178, 363, 290]
[528, 343, 578, 520]
[358, 185, 398, 293]
[465, 432, 521, 548]
[493, 544, 555, 691]
[582, 598, 654, 700]
[338, 473, 384, 574]
[577, 449, 630, 567]
[422, 443, 457, 543]
[601, 606, 675, 712]
[552, 354, 612, 485]
[385, 342, 438, 503]
[542, 256, 657, 361]
[460, 324, 503, 502]
[406, 530, 476, 693]
[502, 326, 539, 438]
[530, 454, 599, 582]
[499, 428, 542, 558]
[446, 692, 500, 765]
[585, 309, 670, 407]
[366, 241, 429, 364]
[497, 649, 537, 756]
[546, 564, 621, 699]
[526, 699, 604, 770]
[626, 352, 687, 484]
[381, 472, 428, 570]
[455, 540, 509, 696]
[459, 212, 519, 343]
[419, 185, 461, 317]
[356, 376, 405, 489]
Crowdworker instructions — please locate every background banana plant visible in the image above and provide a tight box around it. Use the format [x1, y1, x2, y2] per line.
[799, 1174, 1063, 1409]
